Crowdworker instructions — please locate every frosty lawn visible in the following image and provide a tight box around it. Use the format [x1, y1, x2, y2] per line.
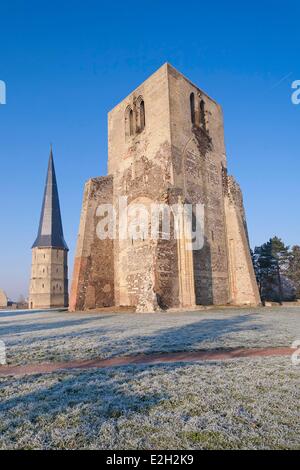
[0, 306, 299, 365]
[0, 357, 299, 449]
[0, 307, 299, 449]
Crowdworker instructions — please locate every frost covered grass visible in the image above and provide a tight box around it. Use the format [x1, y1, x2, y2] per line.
[0, 306, 299, 365]
[0, 356, 299, 449]
[0, 307, 299, 449]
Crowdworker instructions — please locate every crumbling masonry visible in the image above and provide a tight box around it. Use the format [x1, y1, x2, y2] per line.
[70, 64, 260, 312]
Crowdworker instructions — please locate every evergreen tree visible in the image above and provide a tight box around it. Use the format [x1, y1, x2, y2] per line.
[270, 236, 290, 271]
[287, 245, 300, 298]
[254, 237, 290, 303]
[270, 236, 291, 303]
[254, 240, 276, 301]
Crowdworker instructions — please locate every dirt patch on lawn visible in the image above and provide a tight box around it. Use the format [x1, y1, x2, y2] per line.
[0, 347, 293, 377]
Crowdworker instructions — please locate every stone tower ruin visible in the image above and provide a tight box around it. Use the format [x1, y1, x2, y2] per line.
[29, 147, 69, 309]
[70, 63, 260, 312]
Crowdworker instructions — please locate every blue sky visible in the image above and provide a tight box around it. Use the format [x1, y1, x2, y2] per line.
[0, 0, 299, 299]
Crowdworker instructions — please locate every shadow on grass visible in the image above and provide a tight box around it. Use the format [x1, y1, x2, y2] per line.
[0, 365, 173, 444]
[2, 309, 265, 367]
[0, 316, 116, 336]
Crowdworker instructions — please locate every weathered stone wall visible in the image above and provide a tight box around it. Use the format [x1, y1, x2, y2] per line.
[70, 63, 260, 311]
[167, 64, 230, 305]
[69, 176, 114, 311]
[154, 189, 180, 309]
[108, 64, 175, 309]
[29, 247, 68, 309]
[223, 173, 260, 305]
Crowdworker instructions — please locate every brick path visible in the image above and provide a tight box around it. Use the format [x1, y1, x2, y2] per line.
[0, 347, 292, 377]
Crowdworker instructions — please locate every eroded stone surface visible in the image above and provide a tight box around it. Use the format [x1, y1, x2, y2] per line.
[70, 64, 260, 312]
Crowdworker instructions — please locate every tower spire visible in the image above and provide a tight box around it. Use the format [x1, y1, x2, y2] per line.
[32, 146, 68, 250]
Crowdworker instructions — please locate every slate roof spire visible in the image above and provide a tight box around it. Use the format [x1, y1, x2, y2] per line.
[32, 146, 68, 250]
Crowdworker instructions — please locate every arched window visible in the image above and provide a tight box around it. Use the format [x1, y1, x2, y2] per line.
[125, 106, 134, 138]
[190, 93, 195, 125]
[200, 99, 206, 129]
[129, 109, 134, 136]
[140, 100, 145, 131]
[136, 97, 146, 132]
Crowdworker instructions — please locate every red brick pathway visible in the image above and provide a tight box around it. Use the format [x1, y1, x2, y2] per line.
[0, 347, 292, 377]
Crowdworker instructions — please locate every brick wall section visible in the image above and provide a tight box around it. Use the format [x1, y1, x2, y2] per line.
[69, 176, 114, 311]
[224, 174, 261, 305]
[108, 65, 174, 309]
[167, 64, 230, 305]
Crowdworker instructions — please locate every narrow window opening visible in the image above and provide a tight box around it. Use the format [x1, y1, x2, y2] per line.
[140, 100, 145, 130]
[129, 109, 134, 136]
[125, 106, 133, 139]
[190, 93, 195, 124]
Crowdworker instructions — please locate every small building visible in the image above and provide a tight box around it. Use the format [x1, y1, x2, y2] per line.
[0, 289, 8, 309]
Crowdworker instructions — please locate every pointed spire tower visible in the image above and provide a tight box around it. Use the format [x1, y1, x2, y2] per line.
[29, 147, 69, 309]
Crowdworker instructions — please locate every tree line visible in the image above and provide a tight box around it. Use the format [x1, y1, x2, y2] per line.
[252, 237, 300, 304]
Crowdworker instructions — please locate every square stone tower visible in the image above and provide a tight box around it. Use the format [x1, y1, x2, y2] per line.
[70, 63, 260, 311]
[29, 148, 69, 309]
